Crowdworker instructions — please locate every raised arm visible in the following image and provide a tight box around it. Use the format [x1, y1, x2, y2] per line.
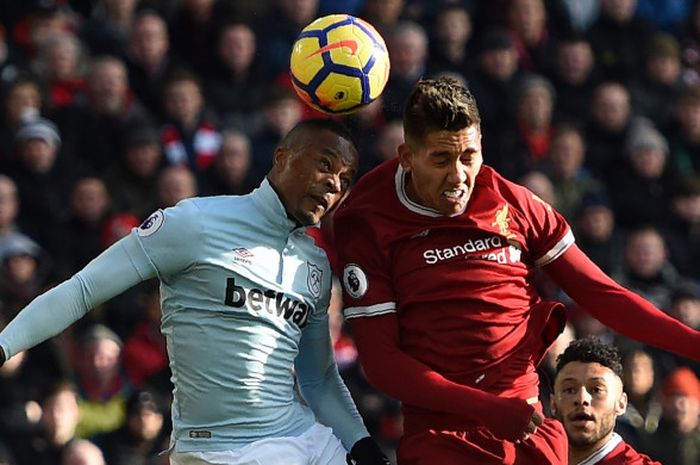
[545, 243, 700, 361]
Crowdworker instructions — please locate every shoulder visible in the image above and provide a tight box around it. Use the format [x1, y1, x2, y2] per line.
[337, 159, 399, 218]
[608, 440, 662, 465]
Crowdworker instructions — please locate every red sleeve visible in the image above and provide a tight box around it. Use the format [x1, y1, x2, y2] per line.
[545, 244, 700, 361]
[348, 313, 536, 442]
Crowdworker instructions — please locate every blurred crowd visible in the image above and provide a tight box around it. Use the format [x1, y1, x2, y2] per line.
[1, 0, 700, 464]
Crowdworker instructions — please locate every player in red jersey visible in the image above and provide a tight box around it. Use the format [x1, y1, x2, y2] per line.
[551, 337, 661, 465]
[332, 77, 700, 464]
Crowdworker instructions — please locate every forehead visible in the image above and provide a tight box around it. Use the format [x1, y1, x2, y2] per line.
[303, 129, 358, 167]
[421, 126, 481, 152]
[556, 361, 619, 385]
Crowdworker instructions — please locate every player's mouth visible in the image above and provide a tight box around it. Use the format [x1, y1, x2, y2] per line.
[443, 187, 466, 203]
[569, 412, 595, 427]
[309, 194, 330, 213]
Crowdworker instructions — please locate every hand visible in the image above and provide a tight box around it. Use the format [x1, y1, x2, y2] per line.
[515, 409, 544, 443]
[348, 437, 391, 465]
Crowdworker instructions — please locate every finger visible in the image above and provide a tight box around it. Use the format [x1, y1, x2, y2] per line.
[532, 410, 545, 426]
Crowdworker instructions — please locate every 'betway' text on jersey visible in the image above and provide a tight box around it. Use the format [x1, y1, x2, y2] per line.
[224, 278, 310, 327]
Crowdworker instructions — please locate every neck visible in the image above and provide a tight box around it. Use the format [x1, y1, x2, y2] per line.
[569, 433, 615, 465]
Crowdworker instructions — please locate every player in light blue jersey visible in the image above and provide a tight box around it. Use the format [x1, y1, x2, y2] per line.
[0, 119, 389, 465]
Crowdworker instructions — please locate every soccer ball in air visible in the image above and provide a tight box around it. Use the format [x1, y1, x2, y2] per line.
[289, 14, 391, 115]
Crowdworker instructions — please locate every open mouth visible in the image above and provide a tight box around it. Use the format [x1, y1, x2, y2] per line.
[569, 412, 595, 427]
[443, 188, 466, 203]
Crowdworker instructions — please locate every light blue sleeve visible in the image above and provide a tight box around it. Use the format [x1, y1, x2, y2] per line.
[0, 235, 156, 359]
[295, 309, 369, 451]
[131, 200, 203, 278]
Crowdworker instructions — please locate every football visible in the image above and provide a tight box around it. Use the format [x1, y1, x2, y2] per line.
[289, 14, 391, 115]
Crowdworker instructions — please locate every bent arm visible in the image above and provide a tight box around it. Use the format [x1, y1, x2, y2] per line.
[0, 235, 155, 359]
[295, 315, 368, 451]
[545, 244, 700, 361]
[348, 313, 535, 442]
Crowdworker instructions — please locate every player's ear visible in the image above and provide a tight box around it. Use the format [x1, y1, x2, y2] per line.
[398, 142, 413, 172]
[549, 395, 557, 416]
[615, 391, 628, 417]
[273, 146, 291, 169]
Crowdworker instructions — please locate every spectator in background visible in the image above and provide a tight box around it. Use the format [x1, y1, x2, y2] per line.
[361, 119, 404, 175]
[98, 389, 168, 465]
[611, 119, 676, 230]
[200, 129, 259, 196]
[630, 32, 685, 130]
[426, 4, 473, 78]
[170, 0, 239, 75]
[616, 348, 662, 448]
[74, 324, 132, 440]
[489, 73, 556, 180]
[550, 35, 600, 127]
[154, 165, 198, 209]
[250, 86, 303, 175]
[79, 0, 139, 57]
[32, 32, 87, 110]
[666, 84, 700, 176]
[254, 0, 319, 79]
[641, 367, 700, 465]
[468, 27, 523, 146]
[0, 74, 43, 162]
[358, 0, 405, 36]
[586, 0, 655, 85]
[0, 175, 36, 259]
[0, 235, 51, 321]
[613, 225, 682, 311]
[663, 176, 700, 280]
[382, 21, 429, 121]
[61, 439, 106, 465]
[584, 81, 634, 184]
[160, 69, 221, 174]
[103, 125, 164, 220]
[122, 282, 167, 389]
[51, 55, 150, 175]
[11, 380, 81, 465]
[50, 177, 112, 280]
[125, 10, 178, 121]
[543, 124, 604, 222]
[574, 192, 625, 274]
[204, 22, 266, 133]
[8, 117, 74, 250]
[505, 0, 552, 74]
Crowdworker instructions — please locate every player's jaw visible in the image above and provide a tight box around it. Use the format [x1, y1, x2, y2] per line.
[563, 409, 613, 448]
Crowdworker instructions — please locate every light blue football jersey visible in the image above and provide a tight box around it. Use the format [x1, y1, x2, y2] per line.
[0, 178, 366, 453]
[126, 180, 338, 452]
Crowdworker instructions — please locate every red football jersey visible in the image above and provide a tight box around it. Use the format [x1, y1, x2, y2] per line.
[334, 158, 573, 400]
[578, 435, 661, 465]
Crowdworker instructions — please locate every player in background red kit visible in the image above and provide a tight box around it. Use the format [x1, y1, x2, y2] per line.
[551, 337, 661, 465]
[332, 77, 700, 464]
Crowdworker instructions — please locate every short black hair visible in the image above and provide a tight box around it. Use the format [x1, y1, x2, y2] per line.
[280, 118, 357, 153]
[555, 337, 624, 380]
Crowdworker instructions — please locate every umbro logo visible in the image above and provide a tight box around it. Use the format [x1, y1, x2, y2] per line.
[232, 247, 253, 264]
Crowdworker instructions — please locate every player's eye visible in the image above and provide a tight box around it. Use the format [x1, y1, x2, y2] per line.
[319, 158, 332, 171]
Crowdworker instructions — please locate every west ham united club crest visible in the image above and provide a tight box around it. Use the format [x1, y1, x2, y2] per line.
[307, 262, 322, 299]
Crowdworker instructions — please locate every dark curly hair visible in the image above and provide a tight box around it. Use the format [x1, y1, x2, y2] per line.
[555, 336, 624, 379]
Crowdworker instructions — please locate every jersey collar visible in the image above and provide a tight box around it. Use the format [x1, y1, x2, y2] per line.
[574, 433, 623, 465]
[253, 177, 305, 232]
